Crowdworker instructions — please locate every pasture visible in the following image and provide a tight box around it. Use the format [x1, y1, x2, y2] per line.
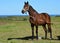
[0, 16, 60, 43]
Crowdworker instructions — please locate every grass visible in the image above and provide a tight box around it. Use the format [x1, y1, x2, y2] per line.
[0, 16, 60, 43]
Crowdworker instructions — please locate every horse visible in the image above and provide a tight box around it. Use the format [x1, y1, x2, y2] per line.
[21, 1, 52, 40]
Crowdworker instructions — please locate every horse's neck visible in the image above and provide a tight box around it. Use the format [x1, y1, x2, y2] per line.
[28, 6, 38, 17]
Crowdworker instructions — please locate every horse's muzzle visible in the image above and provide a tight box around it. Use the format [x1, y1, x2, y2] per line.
[22, 10, 24, 14]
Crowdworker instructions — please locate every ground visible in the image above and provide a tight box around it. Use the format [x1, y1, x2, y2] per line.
[0, 16, 60, 43]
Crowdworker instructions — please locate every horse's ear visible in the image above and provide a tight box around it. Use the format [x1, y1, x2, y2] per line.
[24, 2, 26, 4]
[27, 1, 29, 4]
[24, 1, 29, 4]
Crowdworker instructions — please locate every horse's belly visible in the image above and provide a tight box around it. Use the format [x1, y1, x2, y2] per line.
[37, 20, 46, 25]
[29, 17, 46, 25]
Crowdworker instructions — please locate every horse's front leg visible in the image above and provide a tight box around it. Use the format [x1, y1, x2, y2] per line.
[36, 26, 38, 40]
[31, 24, 34, 40]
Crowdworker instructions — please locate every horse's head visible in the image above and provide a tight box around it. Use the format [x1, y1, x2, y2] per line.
[22, 1, 29, 14]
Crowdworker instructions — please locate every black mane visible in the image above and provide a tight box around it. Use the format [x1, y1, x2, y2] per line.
[29, 5, 38, 13]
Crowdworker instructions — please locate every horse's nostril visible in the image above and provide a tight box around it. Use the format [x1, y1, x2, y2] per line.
[22, 10, 24, 14]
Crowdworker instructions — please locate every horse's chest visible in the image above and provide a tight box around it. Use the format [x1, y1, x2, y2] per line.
[29, 16, 36, 24]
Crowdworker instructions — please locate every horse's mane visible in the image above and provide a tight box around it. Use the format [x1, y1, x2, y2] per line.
[29, 5, 38, 13]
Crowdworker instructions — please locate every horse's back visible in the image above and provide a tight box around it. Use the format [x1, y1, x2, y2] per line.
[40, 13, 51, 24]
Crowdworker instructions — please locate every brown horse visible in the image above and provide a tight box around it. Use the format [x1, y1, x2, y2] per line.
[22, 1, 52, 40]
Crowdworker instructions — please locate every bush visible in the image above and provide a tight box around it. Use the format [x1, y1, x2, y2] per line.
[23, 18, 27, 21]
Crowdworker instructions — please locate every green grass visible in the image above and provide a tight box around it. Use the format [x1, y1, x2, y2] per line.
[0, 16, 60, 43]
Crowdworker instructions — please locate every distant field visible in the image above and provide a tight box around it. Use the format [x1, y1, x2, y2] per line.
[0, 16, 60, 43]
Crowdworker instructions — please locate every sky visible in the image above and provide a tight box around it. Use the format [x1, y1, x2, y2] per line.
[0, 0, 60, 16]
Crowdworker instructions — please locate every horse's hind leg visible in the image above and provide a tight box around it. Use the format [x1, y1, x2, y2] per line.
[42, 24, 47, 39]
[47, 23, 52, 39]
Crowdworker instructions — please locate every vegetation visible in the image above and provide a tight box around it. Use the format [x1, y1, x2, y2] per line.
[0, 16, 60, 43]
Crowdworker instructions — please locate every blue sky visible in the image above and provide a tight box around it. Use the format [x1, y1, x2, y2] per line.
[0, 0, 60, 15]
